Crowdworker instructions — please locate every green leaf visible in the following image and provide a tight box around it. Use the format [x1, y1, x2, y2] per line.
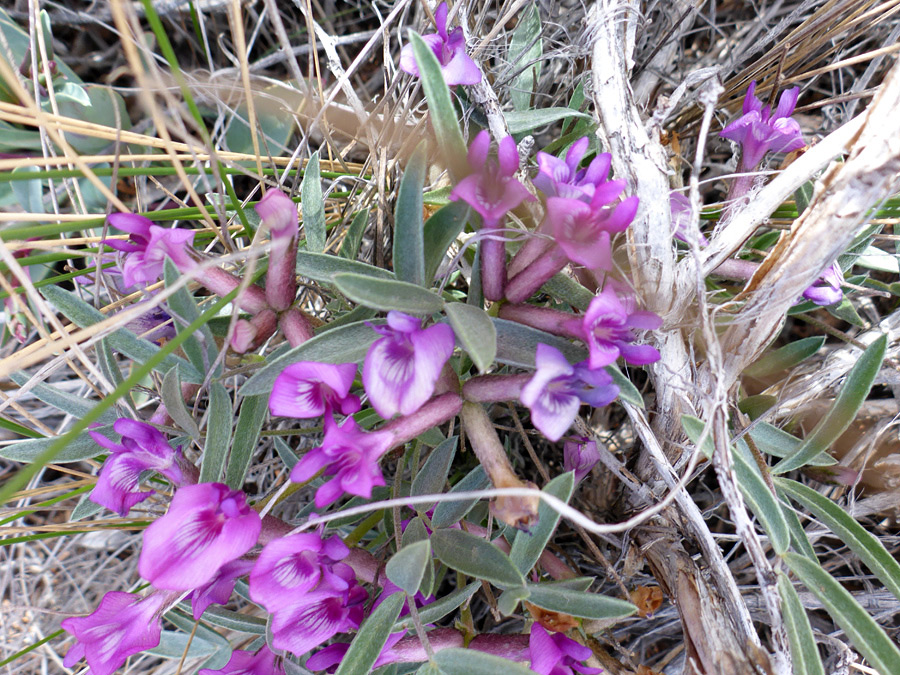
[148, 630, 223, 661]
[680, 414, 714, 458]
[445, 303, 496, 373]
[302, 152, 326, 253]
[41, 285, 203, 383]
[432, 648, 537, 675]
[732, 446, 790, 555]
[200, 382, 232, 483]
[431, 465, 490, 528]
[777, 477, 900, 601]
[394, 143, 428, 286]
[504, 108, 591, 135]
[497, 586, 531, 616]
[826, 298, 865, 328]
[510, 472, 574, 573]
[8, 372, 117, 424]
[856, 245, 899, 273]
[774, 334, 887, 473]
[508, 3, 542, 112]
[339, 209, 369, 260]
[10, 166, 43, 214]
[197, 606, 266, 634]
[295, 251, 394, 284]
[794, 180, 815, 214]
[748, 422, 835, 467]
[335, 592, 405, 675]
[784, 552, 900, 675]
[333, 273, 444, 314]
[431, 528, 526, 589]
[394, 581, 481, 632]
[492, 317, 587, 368]
[239, 320, 381, 396]
[424, 202, 469, 285]
[605, 364, 644, 408]
[225, 394, 268, 490]
[161, 367, 200, 440]
[70, 493, 104, 521]
[157, 608, 231, 666]
[386, 539, 432, 596]
[0, 425, 112, 463]
[526, 584, 637, 620]
[744, 336, 825, 378]
[411, 435, 458, 513]
[408, 32, 468, 180]
[777, 571, 825, 675]
[779, 495, 817, 559]
[164, 258, 218, 376]
[540, 273, 593, 311]
[737, 394, 776, 419]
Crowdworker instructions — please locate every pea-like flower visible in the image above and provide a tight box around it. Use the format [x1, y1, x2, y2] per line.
[399, 2, 481, 86]
[520, 344, 619, 442]
[290, 415, 394, 507]
[720, 81, 805, 170]
[528, 623, 603, 675]
[105, 212, 196, 288]
[256, 188, 299, 311]
[190, 559, 255, 620]
[199, 646, 286, 675]
[567, 286, 661, 369]
[61, 591, 169, 675]
[533, 137, 614, 203]
[88, 419, 191, 517]
[138, 483, 261, 590]
[363, 311, 455, 419]
[802, 261, 843, 306]
[269, 361, 361, 419]
[564, 437, 602, 483]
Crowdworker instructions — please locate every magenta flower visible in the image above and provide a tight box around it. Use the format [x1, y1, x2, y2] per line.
[290, 415, 393, 507]
[529, 624, 602, 675]
[534, 137, 614, 203]
[545, 188, 639, 270]
[306, 632, 404, 672]
[190, 558, 255, 620]
[450, 131, 534, 229]
[256, 188, 298, 239]
[139, 483, 261, 590]
[199, 646, 286, 675]
[520, 344, 619, 442]
[566, 286, 661, 369]
[105, 212, 196, 288]
[269, 361, 361, 419]
[363, 311, 455, 419]
[802, 261, 843, 306]
[88, 419, 190, 517]
[564, 437, 601, 483]
[256, 188, 299, 311]
[669, 191, 708, 245]
[61, 591, 167, 675]
[269, 585, 367, 657]
[399, 2, 481, 86]
[720, 81, 805, 170]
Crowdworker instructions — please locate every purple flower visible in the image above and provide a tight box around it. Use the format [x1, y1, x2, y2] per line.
[139, 483, 261, 590]
[199, 646, 286, 675]
[529, 624, 602, 675]
[720, 81, 805, 170]
[270, 586, 367, 657]
[105, 212, 196, 288]
[534, 138, 614, 203]
[567, 286, 661, 369]
[306, 632, 404, 672]
[269, 361, 361, 419]
[61, 591, 167, 675]
[363, 311, 455, 419]
[190, 559, 255, 620]
[256, 188, 299, 311]
[255, 188, 298, 239]
[564, 437, 601, 483]
[88, 419, 190, 517]
[802, 261, 843, 306]
[290, 415, 393, 507]
[124, 304, 176, 343]
[450, 131, 534, 228]
[545, 188, 639, 270]
[669, 191, 708, 245]
[399, 2, 482, 86]
[520, 344, 619, 442]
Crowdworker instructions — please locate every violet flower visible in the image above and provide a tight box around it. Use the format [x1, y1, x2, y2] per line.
[256, 188, 299, 311]
[269, 585, 367, 657]
[399, 2, 482, 86]
[363, 311, 455, 419]
[529, 624, 602, 675]
[290, 415, 393, 507]
[566, 286, 661, 369]
[533, 137, 614, 203]
[720, 81, 805, 171]
[139, 483, 261, 590]
[564, 437, 601, 483]
[306, 632, 404, 672]
[190, 558, 255, 620]
[105, 212, 196, 289]
[61, 591, 167, 675]
[802, 261, 843, 306]
[269, 361, 361, 419]
[199, 646, 285, 675]
[520, 344, 619, 442]
[669, 191, 708, 245]
[88, 419, 191, 517]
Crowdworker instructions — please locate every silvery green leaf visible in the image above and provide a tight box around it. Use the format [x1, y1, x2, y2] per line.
[296, 251, 394, 284]
[334, 273, 444, 314]
[386, 539, 432, 596]
[200, 382, 232, 483]
[509, 472, 574, 574]
[225, 394, 268, 490]
[302, 152, 326, 253]
[431, 528, 525, 589]
[525, 584, 636, 620]
[394, 144, 427, 286]
[161, 367, 200, 440]
[335, 592, 405, 675]
[445, 303, 496, 373]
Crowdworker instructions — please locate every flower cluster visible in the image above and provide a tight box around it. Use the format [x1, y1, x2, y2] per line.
[399, 2, 481, 86]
